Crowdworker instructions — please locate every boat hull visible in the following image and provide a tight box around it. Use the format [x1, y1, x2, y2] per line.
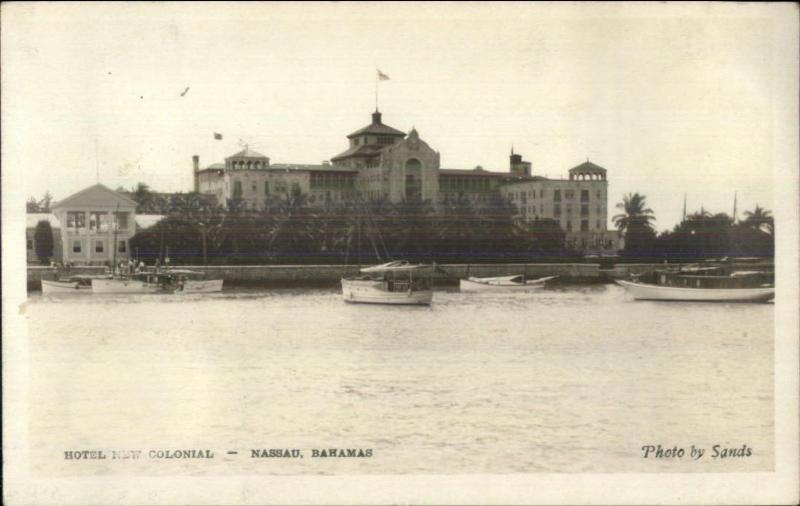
[341, 278, 433, 305]
[616, 280, 774, 302]
[91, 278, 168, 294]
[41, 280, 91, 294]
[459, 276, 554, 292]
[180, 279, 224, 293]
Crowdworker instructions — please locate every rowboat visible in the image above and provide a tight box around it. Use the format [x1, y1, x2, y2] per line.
[459, 275, 558, 292]
[341, 261, 433, 305]
[616, 267, 774, 302]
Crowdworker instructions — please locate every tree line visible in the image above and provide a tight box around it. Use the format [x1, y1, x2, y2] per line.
[613, 193, 774, 260]
[129, 194, 575, 265]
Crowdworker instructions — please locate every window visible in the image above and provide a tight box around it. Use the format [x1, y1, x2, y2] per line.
[596, 190, 602, 198]
[566, 221, 572, 232]
[581, 190, 590, 202]
[95, 240, 104, 253]
[72, 240, 82, 253]
[553, 204, 561, 217]
[596, 220, 602, 230]
[233, 180, 243, 198]
[378, 135, 393, 145]
[565, 190, 575, 199]
[554, 190, 561, 202]
[27, 239, 33, 250]
[119, 240, 127, 253]
[67, 212, 86, 229]
[581, 220, 589, 232]
[264, 181, 270, 194]
[114, 212, 129, 230]
[89, 212, 109, 232]
[291, 182, 301, 195]
[252, 182, 257, 191]
[581, 204, 589, 217]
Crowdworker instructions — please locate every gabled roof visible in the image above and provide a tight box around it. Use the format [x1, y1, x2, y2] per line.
[226, 147, 268, 159]
[346, 111, 406, 139]
[569, 160, 607, 173]
[51, 183, 138, 210]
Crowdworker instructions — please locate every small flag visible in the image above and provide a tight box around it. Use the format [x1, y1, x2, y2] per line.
[377, 69, 390, 81]
[214, 132, 223, 140]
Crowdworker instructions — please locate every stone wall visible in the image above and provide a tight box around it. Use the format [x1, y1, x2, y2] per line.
[28, 262, 690, 291]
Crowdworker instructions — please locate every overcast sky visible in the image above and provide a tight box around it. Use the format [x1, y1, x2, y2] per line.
[3, 2, 795, 230]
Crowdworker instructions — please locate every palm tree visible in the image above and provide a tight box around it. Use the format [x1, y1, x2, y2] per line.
[743, 205, 773, 234]
[613, 193, 655, 232]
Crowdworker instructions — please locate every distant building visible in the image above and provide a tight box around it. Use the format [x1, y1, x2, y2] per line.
[499, 161, 622, 253]
[192, 110, 621, 253]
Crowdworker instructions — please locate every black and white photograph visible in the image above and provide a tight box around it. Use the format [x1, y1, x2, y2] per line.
[2, 2, 798, 505]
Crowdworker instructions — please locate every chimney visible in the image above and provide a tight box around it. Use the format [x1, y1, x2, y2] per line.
[192, 155, 200, 193]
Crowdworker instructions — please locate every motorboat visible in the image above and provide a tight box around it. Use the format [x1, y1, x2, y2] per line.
[341, 261, 433, 305]
[41, 275, 106, 295]
[91, 271, 181, 294]
[616, 265, 774, 302]
[163, 269, 224, 293]
[459, 274, 558, 292]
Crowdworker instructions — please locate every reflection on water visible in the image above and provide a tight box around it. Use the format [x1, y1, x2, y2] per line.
[24, 284, 773, 475]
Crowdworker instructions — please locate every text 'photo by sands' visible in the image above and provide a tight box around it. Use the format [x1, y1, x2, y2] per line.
[2, 2, 798, 506]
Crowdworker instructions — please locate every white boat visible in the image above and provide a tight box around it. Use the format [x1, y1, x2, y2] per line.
[42, 275, 109, 295]
[91, 272, 179, 294]
[459, 274, 558, 292]
[341, 261, 433, 305]
[616, 277, 774, 302]
[164, 269, 224, 293]
[180, 278, 224, 293]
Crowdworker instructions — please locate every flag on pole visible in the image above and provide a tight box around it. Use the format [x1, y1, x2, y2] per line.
[213, 132, 223, 140]
[377, 69, 390, 81]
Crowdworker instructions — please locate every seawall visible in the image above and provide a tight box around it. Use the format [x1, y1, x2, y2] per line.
[27, 262, 672, 291]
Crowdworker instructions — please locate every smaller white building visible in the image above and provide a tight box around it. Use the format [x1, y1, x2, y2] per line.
[50, 184, 138, 265]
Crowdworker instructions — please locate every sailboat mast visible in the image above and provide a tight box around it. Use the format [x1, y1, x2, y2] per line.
[112, 204, 119, 275]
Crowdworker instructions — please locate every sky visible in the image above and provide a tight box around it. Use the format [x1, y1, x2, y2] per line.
[3, 2, 794, 230]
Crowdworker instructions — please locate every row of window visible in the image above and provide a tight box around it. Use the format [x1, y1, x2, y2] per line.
[521, 204, 603, 216]
[309, 173, 356, 189]
[71, 239, 127, 254]
[66, 212, 129, 231]
[509, 189, 603, 203]
[231, 180, 299, 197]
[440, 177, 493, 192]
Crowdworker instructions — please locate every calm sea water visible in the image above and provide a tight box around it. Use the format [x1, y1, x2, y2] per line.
[24, 284, 773, 475]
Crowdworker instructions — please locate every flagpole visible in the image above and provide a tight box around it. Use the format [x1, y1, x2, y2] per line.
[375, 75, 379, 110]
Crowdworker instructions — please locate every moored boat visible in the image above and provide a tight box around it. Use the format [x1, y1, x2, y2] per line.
[163, 269, 224, 293]
[616, 266, 774, 302]
[341, 261, 433, 305]
[42, 274, 109, 295]
[91, 272, 180, 294]
[459, 274, 558, 292]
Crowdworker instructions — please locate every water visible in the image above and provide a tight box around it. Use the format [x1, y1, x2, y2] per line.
[24, 284, 773, 475]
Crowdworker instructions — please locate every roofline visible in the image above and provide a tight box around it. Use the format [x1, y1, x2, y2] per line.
[346, 130, 406, 139]
[52, 183, 138, 210]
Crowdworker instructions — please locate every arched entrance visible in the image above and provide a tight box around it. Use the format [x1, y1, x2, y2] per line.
[405, 158, 422, 201]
